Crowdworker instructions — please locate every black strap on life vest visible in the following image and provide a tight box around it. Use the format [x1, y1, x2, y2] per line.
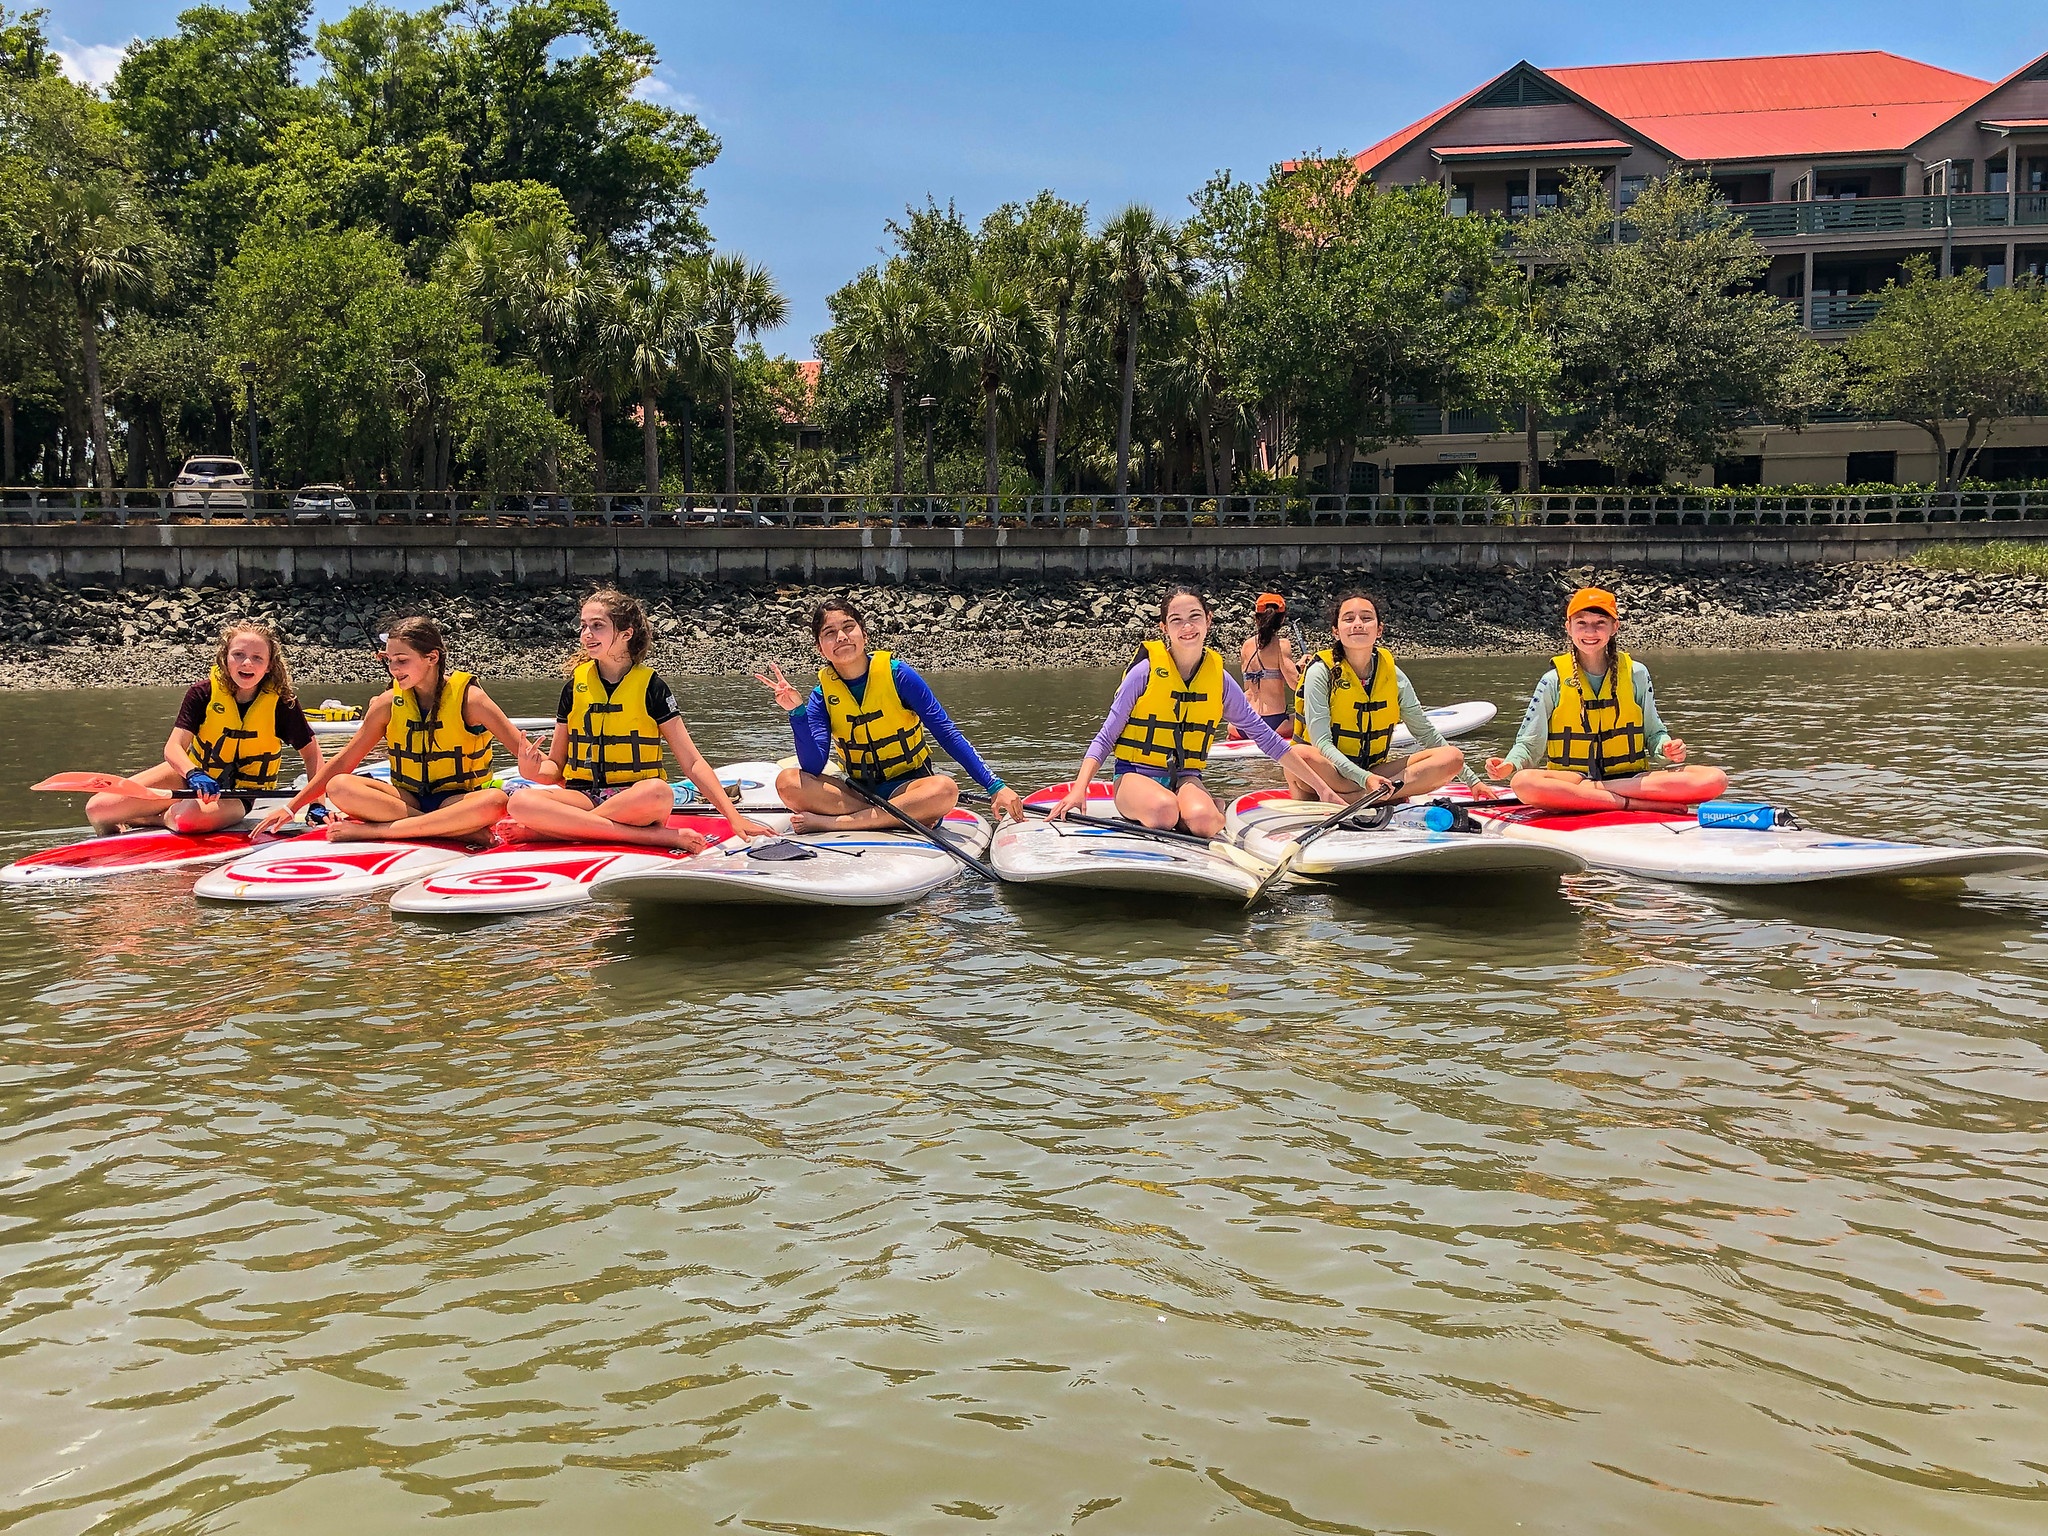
[196, 705, 280, 792]
[841, 704, 930, 780]
[568, 693, 664, 789]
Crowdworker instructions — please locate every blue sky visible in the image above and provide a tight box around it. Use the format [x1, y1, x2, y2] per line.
[52, 2, 2048, 355]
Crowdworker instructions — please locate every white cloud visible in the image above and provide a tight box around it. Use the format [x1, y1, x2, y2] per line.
[632, 72, 706, 116]
[55, 37, 132, 90]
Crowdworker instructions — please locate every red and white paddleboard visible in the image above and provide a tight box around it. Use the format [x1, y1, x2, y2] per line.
[192, 829, 478, 903]
[1, 827, 265, 886]
[387, 814, 753, 916]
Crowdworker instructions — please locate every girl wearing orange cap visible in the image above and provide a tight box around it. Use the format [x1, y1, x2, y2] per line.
[1235, 592, 1299, 738]
[1485, 587, 1727, 812]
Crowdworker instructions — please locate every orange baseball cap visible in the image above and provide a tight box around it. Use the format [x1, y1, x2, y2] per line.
[1255, 592, 1286, 612]
[1565, 586, 1618, 620]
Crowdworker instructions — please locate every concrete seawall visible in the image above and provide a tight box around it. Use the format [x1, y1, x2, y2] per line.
[5, 520, 2047, 588]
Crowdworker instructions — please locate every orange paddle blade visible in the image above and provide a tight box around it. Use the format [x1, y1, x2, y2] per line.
[31, 772, 173, 797]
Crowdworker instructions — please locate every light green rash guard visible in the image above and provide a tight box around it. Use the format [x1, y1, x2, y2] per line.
[1501, 659, 1673, 772]
[1299, 656, 1481, 788]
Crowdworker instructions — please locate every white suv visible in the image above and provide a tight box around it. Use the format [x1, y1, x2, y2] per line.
[172, 457, 255, 508]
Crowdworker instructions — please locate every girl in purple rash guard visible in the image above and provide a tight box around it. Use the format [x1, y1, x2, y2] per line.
[1043, 586, 1344, 839]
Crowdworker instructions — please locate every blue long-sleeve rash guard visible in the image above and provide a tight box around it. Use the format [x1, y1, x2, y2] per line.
[790, 659, 1004, 791]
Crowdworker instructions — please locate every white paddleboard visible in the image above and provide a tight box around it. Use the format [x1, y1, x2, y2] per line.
[1226, 790, 1584, 878]
[494, 760, 787, 814]
[387, 813, 768, 915]
[193, 831, 477, 902]
[592, 809, 992, 909]
[1471, 799, 2048, 887]
[1208, 699, 1498, 762]
[990, 783, 1275, 899]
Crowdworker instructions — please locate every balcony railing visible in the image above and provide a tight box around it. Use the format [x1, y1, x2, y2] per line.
[1740, 192, 2048, 239]
[1810, 294, 1883, 331]
[3, 486, 2044, 530]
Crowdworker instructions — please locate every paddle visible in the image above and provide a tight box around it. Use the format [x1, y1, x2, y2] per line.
[1243, 777, 1404, 909]
[838, 777, 1003, 883]
[33, 772, 185, 799]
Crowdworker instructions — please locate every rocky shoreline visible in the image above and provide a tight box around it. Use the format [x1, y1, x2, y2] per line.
[0, 561, 2042, 690]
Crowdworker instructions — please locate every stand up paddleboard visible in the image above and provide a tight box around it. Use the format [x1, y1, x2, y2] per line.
[1207, 699, 1497, 763]
[1226, 789, 1584, 879]
[2, 826, 277, 886]
[387, 813, 781, 916]
[193, 829, 479, 902]
[591, 809, 991, 909]
[1470, 799, 2048, 887]
[493, 760, 788, 815]
[989, 784, 1277, 900]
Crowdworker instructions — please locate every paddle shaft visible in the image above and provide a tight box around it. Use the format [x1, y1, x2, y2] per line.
[1245, 777, 1404, 907]
[839, 778, 1002, 883]
[964, 791, 1238, 855]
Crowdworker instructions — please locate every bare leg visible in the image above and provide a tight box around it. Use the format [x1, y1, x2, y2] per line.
[86, 761, 189, 833]
[326, 776, 508, 843]
[1110, 773, 1182, 830]
[1174, 779, 1226, 837]
[1387, 746, 1464, 803]
[507, 782, 699, 850]
[162, 795, 255, 834]
[1510, 765, 1728, 812]
[775, 768, 958, 831]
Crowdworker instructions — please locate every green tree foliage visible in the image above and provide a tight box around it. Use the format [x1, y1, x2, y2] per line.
[1844, 256, 2048, 490]
[1531, 168, 1834, 482]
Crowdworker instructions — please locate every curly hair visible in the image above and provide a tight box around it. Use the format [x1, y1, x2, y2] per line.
[210, 619, 297, 707]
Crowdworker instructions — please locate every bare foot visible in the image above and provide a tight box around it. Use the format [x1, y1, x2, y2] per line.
[668, 827, 709, 853]
[789, 810, 851, 834]
[326, 821, 389, 843]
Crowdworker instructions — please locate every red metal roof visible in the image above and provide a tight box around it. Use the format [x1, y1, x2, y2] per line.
[1551, 52, 1988, 160]
[1432, 139, 1633, 159]
[1353, 51, 1994, 175]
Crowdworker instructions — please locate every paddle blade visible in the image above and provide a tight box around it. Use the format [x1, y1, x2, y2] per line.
[31, 772, 172, 798]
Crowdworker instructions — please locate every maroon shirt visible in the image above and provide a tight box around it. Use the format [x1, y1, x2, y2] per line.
[174, 681, 316, 750]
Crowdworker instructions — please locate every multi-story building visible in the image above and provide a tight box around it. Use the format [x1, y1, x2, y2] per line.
[1341, 49, 2048, 491]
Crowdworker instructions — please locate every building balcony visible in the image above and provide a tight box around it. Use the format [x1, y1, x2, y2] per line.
[1809, 295, 1883, 331]
[1739, 193, 2048, 240]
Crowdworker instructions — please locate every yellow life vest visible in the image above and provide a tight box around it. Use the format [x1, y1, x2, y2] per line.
[819, 652, 932, 782]
[563, 660, 668, 788]
[1294, 645, 1400, 769]
[185, 667, 286, 792]
[1114, 640, 1225, 774]
[1545, 650, 1650, 778]
[385, 670, 493, 798]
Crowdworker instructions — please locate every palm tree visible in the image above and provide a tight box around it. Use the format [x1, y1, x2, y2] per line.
[702, 253, 788, 498]
[1098, 205, 1191, 510]
[438, 218, 511, 354]
[828, 266, 930, 497]
[604, 261, 724, 510]
[948, 266, 1040, 507]
[35, 180, 163, 494]
[502, 216, 595, 491]
[1031, 225, 1095, 502]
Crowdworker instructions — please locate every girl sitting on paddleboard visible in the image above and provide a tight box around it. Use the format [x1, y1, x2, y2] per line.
[1048, 586, 1343, 836]
[1290, 589, 1474, 805]
[87, 619, 323, 835]
[509, 589, 773, 850]
[1485, 586, 1727, 812]
[1235, 592, 1299, 738]
[754, 597, 1027, 831]
[257, 616, 545, 843]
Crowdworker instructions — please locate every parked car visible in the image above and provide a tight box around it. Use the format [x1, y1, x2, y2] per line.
[291, 484, 357, 519]
[171, 457, 255, 508]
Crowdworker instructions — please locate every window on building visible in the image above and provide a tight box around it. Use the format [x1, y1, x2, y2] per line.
[1619, 175, 1646, 209]
[1846, 451, 1898, 486]
[1816, 175, 1870, 200]
[2030, 158, 2048, 193]
[1715, 456, 1763, 488]
[1447, 182, 1473, 216]
[1788, 173, 1810, 202]
[1954, 160, 1973, 193]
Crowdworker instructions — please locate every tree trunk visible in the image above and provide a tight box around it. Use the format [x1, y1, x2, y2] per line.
[679, 396, 694, 499]
[1921, 421, 1954, 491]
[723, 371, 737, 498]
[1198, 408, 1217, 497]
[1523, 399, 1542, 492]
[75, 293, 116, 494]
[1, 393, 14, 484]
[1114, 311, 1138, 508]
[641, 370, 660, 507]
[587, 397, 605, 491]
[888, 373, 906, 496]
[125, 413, 145, 488]
[983, 372, 1000, 501]
[1042, 297, 1070, 501]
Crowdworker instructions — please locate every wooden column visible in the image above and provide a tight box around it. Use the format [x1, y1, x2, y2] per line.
[1802, 248, 1815, 330]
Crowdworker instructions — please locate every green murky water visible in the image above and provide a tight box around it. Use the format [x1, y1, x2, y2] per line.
[3, 650, 2046, 1533]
